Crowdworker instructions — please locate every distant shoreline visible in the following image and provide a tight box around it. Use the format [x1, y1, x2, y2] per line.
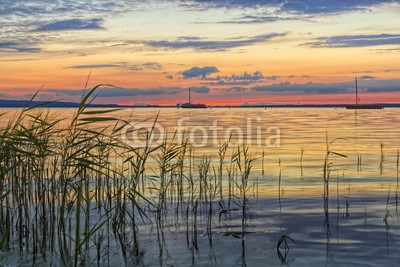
[0, 99, 399, 108]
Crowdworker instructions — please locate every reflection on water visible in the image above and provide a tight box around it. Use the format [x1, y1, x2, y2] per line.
[116, 107, 400, 197]
[0, 107, 399, 266]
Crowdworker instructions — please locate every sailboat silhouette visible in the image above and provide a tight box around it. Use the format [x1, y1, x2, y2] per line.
[346, 77, 384, 109]
[181, 87, 207, 108]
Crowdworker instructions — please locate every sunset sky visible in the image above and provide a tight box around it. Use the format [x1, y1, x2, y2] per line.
[1, 0, 400, 105]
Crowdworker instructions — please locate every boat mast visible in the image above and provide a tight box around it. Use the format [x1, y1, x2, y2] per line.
[355, 77, 358, 106]
[189, 87, 191, 106]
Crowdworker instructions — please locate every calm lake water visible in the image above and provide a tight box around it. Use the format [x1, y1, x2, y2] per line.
[106, 107, 399, 197]
[1, 107, 399, 266]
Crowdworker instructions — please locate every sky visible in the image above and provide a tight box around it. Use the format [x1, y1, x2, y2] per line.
[1, 0, 400, 106]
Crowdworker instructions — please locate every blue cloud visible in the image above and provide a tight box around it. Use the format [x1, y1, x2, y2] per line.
[45, 87, 185, 97]
[251, 79, 400, 94]
[280, 0, 394, 14]
[225, 87, 248, 92]
[146, 33, 285, 50]
[65, 62, 162, 70]
[223, 71, 264, 81]
[66, 64, 119, 69]
[181, 66, 219, 78]
[251, 82, 352, 94]
[190, 86, 210, 93]
[187, 0, 396, 14]
[208, 74, 309, 85]
[208, 80, 258, 86]
[219, 14, 303, 24]
[354, 79, 400, 93]
[43, 79, 400, 98]
[34, 18, 104, 31]
[0, 1, 132, 17]
[359, 75, 377, 80]
[308, 34, 400, 48]
[0, 42, 41, 53]
[44, 86, 213, 97]
[204, 71, 279, 85]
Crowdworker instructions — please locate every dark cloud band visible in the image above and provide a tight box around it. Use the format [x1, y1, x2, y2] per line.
[308, 34, 400, 48]
[34, 18, 104, 31]
[186, 0, 396, 14]
[146, 33, 285, 50]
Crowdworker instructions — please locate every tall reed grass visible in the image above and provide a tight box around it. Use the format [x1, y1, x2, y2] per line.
[0, 86, 264, 266]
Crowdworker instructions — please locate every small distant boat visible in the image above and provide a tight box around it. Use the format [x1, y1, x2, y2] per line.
[180, 88, 207, 109]
[346, 77, 384, 110]
[346, 104, 384, 109]
[181, 103, 207, 108]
